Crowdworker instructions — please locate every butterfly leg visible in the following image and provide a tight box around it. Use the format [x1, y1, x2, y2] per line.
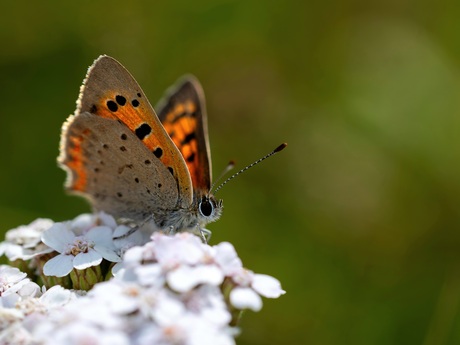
[113, 223, 139, 240]
[113, 215, 155, 240]
[199, 228, 212, 244]
[167, 225, 176, 235]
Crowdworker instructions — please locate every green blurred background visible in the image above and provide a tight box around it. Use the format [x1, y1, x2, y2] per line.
[2, 1, 460, 344]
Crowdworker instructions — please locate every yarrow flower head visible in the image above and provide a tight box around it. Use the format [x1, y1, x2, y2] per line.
[0, 213, 285, 344]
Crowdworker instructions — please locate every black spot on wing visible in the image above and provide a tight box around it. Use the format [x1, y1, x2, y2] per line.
[107, 100, 118, 112]
[186, 152, 195, 162]
[135, 123, 152, 140]
[171, 110, 197, 123]
[153, 147, 163, 158]
[181, 132, 196, 145]
[116, 95, 126, 106]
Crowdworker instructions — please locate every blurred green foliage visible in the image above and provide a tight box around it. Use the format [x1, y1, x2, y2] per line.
[2, 1, 460, 344]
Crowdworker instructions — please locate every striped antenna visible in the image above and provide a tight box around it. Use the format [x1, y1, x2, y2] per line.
[212, 143, 287, 195]
[210, 160, 236, 192]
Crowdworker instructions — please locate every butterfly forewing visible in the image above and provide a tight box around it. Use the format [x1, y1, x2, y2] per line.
[75, 55, 193, 206]
[156, 76, 212, 192]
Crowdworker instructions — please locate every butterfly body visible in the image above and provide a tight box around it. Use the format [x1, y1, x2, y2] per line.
[59, 55, 222, 236]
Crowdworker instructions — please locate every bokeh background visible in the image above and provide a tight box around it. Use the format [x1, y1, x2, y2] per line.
[2, 1, 460, 344]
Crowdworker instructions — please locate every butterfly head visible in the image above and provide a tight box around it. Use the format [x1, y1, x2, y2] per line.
[197, 194, 223, 225]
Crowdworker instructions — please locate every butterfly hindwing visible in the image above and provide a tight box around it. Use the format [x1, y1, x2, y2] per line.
[59, 111, 179, 221]
[74, 55, 193, 207]
[156, 76, 212, 192]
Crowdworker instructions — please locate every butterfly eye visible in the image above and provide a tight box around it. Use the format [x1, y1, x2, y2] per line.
[199, 198, 214, 217]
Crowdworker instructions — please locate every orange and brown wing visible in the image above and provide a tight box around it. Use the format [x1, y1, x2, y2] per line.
[64, 55, 193, 206]
[156, 76, 212, 192]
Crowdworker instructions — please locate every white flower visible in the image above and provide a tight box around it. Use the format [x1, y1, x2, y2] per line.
[0, 218, 54, 261]
[15, 285, 75, 318]
[39, 285, 77, 308]
[153, 232, 206, 268]
[212, 242, 243, 275]
[88, 280, 141, 314]
[36, 322, 130, 345]
[182, 285, 231, 326]
[52, 297, 126, 330]
[137, 293, 235, 345]
[0, 265, 27, 293]
[70, 212, 117, 235]
[131, 263, 164, 287]
[167, 264, 224, 292]
[229, 269, 285, 311]
[150, 289, 187, 325]
[0, 265, 39, 308]
[42, 223, 121, 277]
[0, 319, 33, 345]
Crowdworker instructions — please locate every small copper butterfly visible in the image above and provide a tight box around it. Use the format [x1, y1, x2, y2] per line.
[58, 55, 286, 239]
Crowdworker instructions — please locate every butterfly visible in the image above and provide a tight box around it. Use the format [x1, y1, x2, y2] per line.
[58, 55, 222, 239]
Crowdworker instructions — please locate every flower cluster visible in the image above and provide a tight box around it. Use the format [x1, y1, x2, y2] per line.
[0, 213, 285, 344]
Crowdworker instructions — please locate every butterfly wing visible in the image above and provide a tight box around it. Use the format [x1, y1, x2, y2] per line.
[59, 55, 193, 218]
[156, 76, 212, 192]
[59, 111, 179, 221]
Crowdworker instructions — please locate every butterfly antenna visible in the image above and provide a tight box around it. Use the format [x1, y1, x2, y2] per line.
[210, 160, 236, 193]
[212, 143, 287, 195]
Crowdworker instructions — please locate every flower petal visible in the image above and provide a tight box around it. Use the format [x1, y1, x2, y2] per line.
[40, 285, 75, 307]
[135, 264, 163, 287]
[0, 265, 27, 284]
[85, 226, 114, 244]
[213, 242, 242, 275]
[98, 212, 117, 229]
[154, 233, 205, 266]
[43, 254, 74, 277]
[17, 281, 40, 298]
[252, 274, 286, 298]
[41, 223, 75, 253]
[73, 249, 103, 270]
[167, 265, 224, 293]
[71, 213, 96, 234]
[152, 291, 186, 325]
[230, 287, 262, 312]
[94, 245, 121, 263]
[0, 291, 20, 308]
